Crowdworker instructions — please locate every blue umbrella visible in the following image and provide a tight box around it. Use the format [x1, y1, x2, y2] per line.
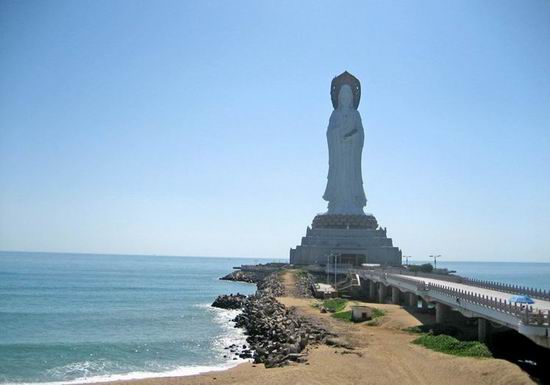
[509, 295, 535, 304]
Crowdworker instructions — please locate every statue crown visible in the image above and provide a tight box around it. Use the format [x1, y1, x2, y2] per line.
[330, 71, 361, 109]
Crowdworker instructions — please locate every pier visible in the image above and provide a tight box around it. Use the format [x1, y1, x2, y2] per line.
[326, 266, 550, 348]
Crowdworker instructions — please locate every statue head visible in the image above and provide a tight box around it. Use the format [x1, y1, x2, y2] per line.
[330, 71, 361, 109]
[338, 85, 353, 109]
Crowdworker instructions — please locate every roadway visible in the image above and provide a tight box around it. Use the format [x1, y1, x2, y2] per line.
[401, 275, 550, 312]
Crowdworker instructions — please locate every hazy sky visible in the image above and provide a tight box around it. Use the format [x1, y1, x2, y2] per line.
[1, 0, 549, 261]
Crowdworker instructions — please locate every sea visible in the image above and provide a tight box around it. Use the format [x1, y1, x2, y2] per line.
[0, 251, 549, 385]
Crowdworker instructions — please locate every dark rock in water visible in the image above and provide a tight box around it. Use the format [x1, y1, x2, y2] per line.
[220, 263, 289, 285]
[212, 293, 247, 309]
[220, 270, 259, 283]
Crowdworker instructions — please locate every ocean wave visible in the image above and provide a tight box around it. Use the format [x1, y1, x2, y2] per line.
[202, 304, 250, 359]
[1, 361, 244, 385]
[0, 305, 253, 385]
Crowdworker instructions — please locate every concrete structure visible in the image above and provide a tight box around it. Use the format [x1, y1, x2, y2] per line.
[352, 306, 372, 322]
[347, 268, 550, 348]
[478, 318, 488, 342]
[435, 303, 449, 323]
[378, 282, 387, 303]
[313, 283, 337, 298]
[290, 72, 401, 266]
[392, 286, 400, 305]
[407, 292, 418, 307]
[290, 218, 402, 265]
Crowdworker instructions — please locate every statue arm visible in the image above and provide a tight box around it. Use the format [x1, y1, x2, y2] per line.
[343, 112, 362, 139]
[343, 128, 358, 139]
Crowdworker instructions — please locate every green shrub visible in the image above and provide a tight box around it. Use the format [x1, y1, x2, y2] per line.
[412, 334, 492, 358]
[404, 323, 464, 338]
[408, 263, 434, 273]
[331, 310, 352, 322]
[404, 326, 423, 333]
[322, 298, 348, 312]
[331, 307, 385, 323]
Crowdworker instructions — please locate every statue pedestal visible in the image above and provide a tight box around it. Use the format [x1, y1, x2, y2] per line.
[289, 214, 402, 267]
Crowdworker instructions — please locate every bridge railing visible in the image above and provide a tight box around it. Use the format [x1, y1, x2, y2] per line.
[426, 281, 549, 326]
[351, 268, 549, 326]
[364, 267, 550, 301]
[356, 270, 429, 291]
[459, 277, 550, 301]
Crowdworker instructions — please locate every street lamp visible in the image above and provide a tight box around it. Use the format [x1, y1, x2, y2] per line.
[429, 254, 441, 270]
[325, 253, 337, 284]
[334, 253, 339, 287]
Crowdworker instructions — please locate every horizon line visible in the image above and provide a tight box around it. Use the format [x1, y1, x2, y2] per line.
[1, 249, 549, 263]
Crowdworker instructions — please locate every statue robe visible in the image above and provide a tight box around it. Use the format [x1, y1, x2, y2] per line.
[322, 107, 367, 214]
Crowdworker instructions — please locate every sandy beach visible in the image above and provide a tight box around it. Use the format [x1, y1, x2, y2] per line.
[92, 271, 535, 385]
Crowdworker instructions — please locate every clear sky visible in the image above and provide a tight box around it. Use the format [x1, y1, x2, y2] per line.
[1, 0, 549, 261]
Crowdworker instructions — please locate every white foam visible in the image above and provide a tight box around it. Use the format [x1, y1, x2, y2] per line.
[205, 304, 250, 358]
[3, 361, 245, 385]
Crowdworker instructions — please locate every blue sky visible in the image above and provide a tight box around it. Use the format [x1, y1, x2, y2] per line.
[1, 0, 549, 261]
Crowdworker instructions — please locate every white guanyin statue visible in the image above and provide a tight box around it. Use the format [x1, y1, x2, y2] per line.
[322, 71, 367, 215]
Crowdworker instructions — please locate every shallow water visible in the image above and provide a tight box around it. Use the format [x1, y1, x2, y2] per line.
[0, 252, 265, 384]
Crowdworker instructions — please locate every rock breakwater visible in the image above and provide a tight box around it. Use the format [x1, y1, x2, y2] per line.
[257, 272, 285, 297]
[220, 270, 259, 283]
[296, 272, 316, 298]
[220, 263, 289, 284]
[233, 271, 329, 367]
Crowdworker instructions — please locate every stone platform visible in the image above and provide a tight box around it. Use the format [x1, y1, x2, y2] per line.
[311, 214, 378, 229]
[289, 214, 402, 266]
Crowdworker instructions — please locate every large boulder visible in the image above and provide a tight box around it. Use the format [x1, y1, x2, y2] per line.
[212, 293, 247, 309]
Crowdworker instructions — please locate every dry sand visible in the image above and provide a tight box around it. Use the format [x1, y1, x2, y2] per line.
[96, 271, 535, 385]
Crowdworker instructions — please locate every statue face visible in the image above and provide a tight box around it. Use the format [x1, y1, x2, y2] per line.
[338, 85, 353, 109]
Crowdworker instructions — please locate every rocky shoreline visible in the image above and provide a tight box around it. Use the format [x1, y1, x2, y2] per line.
[212, 267, 330, 368]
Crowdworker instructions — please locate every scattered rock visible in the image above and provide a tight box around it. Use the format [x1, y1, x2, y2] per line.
[325, 337, 353, 349]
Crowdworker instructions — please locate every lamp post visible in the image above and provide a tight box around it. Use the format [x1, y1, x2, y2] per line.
[326, 253, 336, 285]
[334, 253, 338, 287]
[326, 253, 331, 284]
[429, 254, 441, 270]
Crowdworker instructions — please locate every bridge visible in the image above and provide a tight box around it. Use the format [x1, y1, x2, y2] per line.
[327, 266, 550, 348]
